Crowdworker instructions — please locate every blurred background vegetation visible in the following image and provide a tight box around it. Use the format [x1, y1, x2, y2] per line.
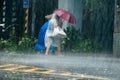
[0, 0, 115, 54]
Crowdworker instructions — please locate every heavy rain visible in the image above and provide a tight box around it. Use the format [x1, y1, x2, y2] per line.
[0, 0, 120, 80]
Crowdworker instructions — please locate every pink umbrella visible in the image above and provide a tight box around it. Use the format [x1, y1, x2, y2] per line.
[54, 9, 76, 24]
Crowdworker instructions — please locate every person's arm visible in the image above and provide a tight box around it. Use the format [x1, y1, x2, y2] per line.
[58, 18, 63, 28]
[45, 14, 52, 20]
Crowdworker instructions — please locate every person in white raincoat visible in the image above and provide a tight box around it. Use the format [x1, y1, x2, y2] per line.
[45, 13, 62, 55]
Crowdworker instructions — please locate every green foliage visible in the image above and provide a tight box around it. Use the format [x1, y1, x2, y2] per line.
[17, 37, 37, 52]
[72, 39, 94, 52]
[85, 0, 104, 12]
[0, 38, 12, 50]
[62, 26, 81, 49]
[0, 37, 37, 53]
[0, 25, 37, 53]
[0, 26, 94, 53]
[62, 26, 94, 52]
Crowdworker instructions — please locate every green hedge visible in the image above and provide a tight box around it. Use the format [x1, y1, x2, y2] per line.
[0, 27, 96, 54]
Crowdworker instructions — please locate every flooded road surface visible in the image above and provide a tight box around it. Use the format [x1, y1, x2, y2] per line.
[0, 52, 120, 80]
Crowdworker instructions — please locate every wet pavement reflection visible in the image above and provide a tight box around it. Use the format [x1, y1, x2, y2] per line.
[0, 52, 120, 80]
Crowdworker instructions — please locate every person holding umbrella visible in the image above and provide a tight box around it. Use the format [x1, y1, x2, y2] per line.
[45, 13, 63, 55]
[35, 14, 56, 54]
[45, 9, 76, 55]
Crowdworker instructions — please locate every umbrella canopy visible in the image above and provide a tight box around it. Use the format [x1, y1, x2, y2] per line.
[54, 9, 76, 24]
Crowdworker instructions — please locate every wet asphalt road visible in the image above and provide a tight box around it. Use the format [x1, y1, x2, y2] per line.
[0, 52, 120, 80]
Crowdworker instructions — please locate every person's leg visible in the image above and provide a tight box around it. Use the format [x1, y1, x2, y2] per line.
[45, 43, 51, 55]
[56, 44, 61, 55]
